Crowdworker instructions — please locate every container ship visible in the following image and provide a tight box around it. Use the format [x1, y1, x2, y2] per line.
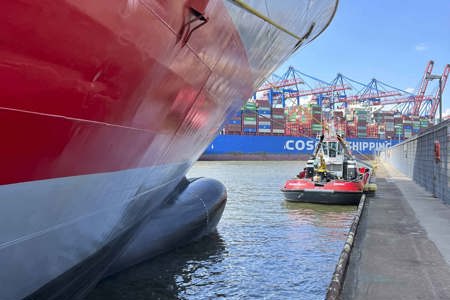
[0, 0, 339, 299]
[201, 99, 434, 160]
[202, 61, 449, 160]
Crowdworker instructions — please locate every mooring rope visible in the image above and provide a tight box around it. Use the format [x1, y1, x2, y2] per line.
[228, 0, 315, 46]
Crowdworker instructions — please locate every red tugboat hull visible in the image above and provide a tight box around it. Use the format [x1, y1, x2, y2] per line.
[281, 179, 364, 205]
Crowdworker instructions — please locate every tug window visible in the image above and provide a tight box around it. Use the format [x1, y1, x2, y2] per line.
[322, 142, 328, 156]
[329, 142, 337, 157]
[337, 143, 343, 155]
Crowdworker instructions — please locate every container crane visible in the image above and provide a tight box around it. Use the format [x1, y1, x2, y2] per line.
[325, 75, 403, 107]
[427, 63, 449, 119]
[254, 62, 447, 121]
[328, 73, 353, 105]
[381, 60, 434, 115]
[343, 78, 402, 105]
[378, 61, 448, 119]
[279, 72, 401, 109]
[277, 68, 352, 109]
[411, 60, 434, 115]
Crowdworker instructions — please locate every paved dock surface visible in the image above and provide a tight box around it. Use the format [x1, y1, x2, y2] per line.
[341, 162, 450, 300]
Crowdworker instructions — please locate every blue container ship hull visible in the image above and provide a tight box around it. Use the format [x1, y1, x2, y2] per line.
[201, 135, 399, 160]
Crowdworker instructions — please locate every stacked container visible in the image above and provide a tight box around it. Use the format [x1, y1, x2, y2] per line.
[285, 106, 298, 122]
[310, 104, 322, 136]
[242, 102, 257, 134]
[271, 107, 285, 134]
[311, 124, 322, 135]
[345, 108, 354, 122]
[256, 100, 272, 134]
[384, 111, 395, 139]
[403, 117, 412, 138]
[419, 117, 430, 132]
[335, 122, 346, 137]
[394, 113, 403, 140]
[332, 110, 345, 136]
[355, 109, 368, 138]
[333, 110, 344, 119]
[224, 99, 435, 139]
[346, 124, 357, 138]
[367, 123, 378, 138]
[378, 124, 386, 139]
[373, 111, 384, 124]
[411, 115, 420, 135]
[394, 125, 403, 140]
[285, 122, 299, 136]
[300, 106, 312, 136]
[224, 111, 242, 134]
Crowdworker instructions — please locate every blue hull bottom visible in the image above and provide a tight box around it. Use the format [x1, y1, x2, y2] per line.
[25, 177, 227, 300]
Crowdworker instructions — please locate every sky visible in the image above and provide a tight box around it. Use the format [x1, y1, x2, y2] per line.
[277, 0, 450, 117]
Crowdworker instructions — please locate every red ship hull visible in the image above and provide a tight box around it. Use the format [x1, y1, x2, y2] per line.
[0, 0, 254, 185]
[0, 0, 338, 298]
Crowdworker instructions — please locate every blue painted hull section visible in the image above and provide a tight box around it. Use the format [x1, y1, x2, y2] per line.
[202, 135, 399, 159]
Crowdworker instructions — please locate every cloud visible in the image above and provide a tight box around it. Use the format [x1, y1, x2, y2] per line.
[405, 87, 415, 93]
[415, 43, 428, 51]
[444, 108, 450, 118]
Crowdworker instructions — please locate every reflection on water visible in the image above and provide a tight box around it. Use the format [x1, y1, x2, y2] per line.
[87, 161, 356, 300]
[87, 233, 226, 300]
[283, 201, 355, 228]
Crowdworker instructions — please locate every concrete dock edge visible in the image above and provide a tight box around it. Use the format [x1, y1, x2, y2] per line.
[325, 194, 366, 300]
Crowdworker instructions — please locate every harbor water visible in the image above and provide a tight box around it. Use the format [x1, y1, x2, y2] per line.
[86, 161, 357, 300]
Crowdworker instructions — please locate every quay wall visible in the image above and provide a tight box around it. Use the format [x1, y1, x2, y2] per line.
[382, 119, 449, 204]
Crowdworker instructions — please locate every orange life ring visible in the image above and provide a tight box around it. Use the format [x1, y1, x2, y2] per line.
[434, 140, 441, 162]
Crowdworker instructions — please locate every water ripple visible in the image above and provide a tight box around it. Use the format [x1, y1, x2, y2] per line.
[86, 161, 356, 300]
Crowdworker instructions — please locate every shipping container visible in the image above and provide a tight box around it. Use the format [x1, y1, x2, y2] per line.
[257, 128, 271, 133]
[272, 128, 285, 134]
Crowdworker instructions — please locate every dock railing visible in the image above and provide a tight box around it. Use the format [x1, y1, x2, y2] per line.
[380, 119, 449, 204]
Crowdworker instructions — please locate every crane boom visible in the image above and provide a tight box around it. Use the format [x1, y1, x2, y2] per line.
[412, 60, 434, 115]
[379, 95, 433, 106]
[258, 78, 304, 91]
[429, 64, 449, 119]
[344, 91, 401, 102]
[284, 84, 351, 98]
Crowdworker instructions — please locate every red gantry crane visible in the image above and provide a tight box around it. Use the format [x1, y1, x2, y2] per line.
[427, 63, 449, 119]
[378, 61, 448, 120]
[378, 60, 434, 115]
[412, 60, 434, 115]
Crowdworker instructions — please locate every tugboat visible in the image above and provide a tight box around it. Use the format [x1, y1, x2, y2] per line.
[281, 134, 375, 205]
